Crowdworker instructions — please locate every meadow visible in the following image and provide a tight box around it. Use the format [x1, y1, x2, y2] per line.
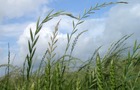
[0, 2, 140, 90]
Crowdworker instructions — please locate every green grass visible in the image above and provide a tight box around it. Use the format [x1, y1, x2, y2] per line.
[0, 1, 140, 90]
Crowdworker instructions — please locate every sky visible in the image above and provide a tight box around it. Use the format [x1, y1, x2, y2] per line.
[0, 0, 140, 74]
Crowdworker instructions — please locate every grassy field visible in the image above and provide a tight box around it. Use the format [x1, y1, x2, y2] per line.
[0, 2, 140, 90]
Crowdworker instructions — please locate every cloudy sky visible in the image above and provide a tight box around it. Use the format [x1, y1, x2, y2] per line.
[0, 0, 140, 69]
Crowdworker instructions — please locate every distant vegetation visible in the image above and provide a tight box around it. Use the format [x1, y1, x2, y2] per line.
[0, 2, 139, 90]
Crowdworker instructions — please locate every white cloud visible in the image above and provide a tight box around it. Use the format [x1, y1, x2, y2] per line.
[0, 23, 29, 37]
[0, 0, 50, 22]
[99, 0, 140, 46]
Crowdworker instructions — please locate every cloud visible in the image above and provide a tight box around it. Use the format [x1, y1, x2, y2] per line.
[0, 0, 50, 22]
[99, 0, 140, 47]
[0, 23, 29, 38]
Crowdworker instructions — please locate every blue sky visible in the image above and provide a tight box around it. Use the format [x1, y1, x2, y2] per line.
[0, 0, 140, 75]
[49, 0, 117, 13]
[2, 0, 118, 24]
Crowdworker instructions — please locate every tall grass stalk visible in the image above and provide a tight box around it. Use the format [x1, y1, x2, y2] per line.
[110, 59, 116, 90]
[96, 53, 103, 90]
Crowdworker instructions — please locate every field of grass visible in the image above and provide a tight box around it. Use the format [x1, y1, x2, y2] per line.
[0, 2, 140, 90]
